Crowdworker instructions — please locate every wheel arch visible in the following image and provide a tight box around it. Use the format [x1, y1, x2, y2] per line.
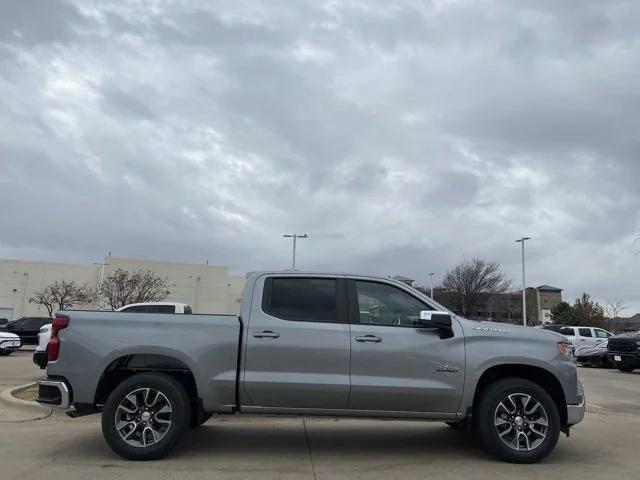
[472, 364, 567, 426]
[94, 353, 199, 407]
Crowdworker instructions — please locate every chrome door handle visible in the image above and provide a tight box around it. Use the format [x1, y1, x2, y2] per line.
[355, 335, 382, 343]
[253, 330, 280, 339]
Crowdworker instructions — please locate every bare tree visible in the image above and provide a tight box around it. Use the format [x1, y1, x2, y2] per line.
[98, 268, 170, 310]
[604, 298, 628, 319]
[441, 258, 511, 316]
[29, 280, 96, 317]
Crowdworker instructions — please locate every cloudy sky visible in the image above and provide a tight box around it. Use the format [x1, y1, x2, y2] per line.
[1, 0, 639, 313]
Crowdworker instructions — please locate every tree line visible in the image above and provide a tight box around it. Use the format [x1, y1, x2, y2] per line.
[29, 268, 170, 316]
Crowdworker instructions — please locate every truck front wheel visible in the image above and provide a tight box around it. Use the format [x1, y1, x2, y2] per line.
[476, 377, 560, 463]
[101, 372, 192, 460]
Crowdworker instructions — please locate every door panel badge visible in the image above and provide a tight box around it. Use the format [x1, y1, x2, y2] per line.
[436, 363, 459, 373]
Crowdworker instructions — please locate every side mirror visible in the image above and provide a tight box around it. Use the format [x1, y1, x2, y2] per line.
[419, 311, 452, 328]
[418, 311, 454, 338]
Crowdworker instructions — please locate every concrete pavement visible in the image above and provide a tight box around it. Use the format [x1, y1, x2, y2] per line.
[1, 352, 639, 480]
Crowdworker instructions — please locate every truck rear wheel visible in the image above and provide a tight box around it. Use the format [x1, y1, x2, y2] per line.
[476, 377, 560, 463]
[101, 372, 191, 460]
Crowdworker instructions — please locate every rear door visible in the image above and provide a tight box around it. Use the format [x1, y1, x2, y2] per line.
[577, 327, 596, 348]
[347, 279, 465, 414]
[242, 275, 351, 410]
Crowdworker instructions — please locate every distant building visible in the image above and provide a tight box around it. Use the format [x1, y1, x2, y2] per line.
[0, 256, 245, 321]
[392, 275, 415, 286]
[609, 313, 640, 332]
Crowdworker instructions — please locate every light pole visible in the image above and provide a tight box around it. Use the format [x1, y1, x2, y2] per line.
[515, 237, 531, 326]
[283, 234, 308, 270]
[428, 272, 435, 299]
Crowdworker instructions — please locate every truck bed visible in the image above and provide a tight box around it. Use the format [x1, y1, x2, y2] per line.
[47, 310, 241, 412]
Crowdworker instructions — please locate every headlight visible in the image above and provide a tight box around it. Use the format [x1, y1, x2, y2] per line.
[558, 342, 574, 358]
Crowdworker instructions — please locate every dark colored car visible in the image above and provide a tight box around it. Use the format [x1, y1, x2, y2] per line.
[607, 332, 640, 373]
[7, 317, 52, 345]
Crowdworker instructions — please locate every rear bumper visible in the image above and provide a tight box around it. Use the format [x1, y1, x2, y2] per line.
[36, 379, 71, 409]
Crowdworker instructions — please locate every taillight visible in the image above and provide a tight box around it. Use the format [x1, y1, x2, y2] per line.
[48, 316, 69, 362]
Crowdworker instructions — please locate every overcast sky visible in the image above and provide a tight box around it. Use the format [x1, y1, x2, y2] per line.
[1, 0, 639, 313]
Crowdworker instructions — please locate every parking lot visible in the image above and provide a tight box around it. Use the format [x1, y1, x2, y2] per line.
[1, 350, 639, 480]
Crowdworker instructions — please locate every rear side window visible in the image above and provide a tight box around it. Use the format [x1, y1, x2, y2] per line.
[578, 328, 592, 337]
[184, 306, 192, 314]
[263, 278, 338, 322]
[559, 327, 575, 336]
[150, 305, 175, 313]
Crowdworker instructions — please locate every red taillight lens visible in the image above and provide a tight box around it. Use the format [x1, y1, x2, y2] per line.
[48, 316, 69, 362]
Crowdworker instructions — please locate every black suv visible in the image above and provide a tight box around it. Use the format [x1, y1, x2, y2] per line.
[6, 317, 51, 345]
[607, 332, 640, 372]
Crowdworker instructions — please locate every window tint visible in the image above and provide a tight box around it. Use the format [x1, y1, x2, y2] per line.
[355, 281, 431, 327]
[559, 327, 575, 336]
[150, 305, 175, 313]
[184, 306, 192, 314]
[595, 329, 609, 338]
[578, 328, 592, 337]
[264, 278, 338, 322]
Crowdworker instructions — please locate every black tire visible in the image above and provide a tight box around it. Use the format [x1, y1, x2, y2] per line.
[102, 372, 192, 460]
[617, 365, 635, 373]
[0, 350, 11, 356]
[476, 377, 560, 463]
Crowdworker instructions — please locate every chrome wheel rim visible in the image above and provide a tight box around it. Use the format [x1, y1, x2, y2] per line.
[115, 387, 173, 448]
[494, 393, 548, 451]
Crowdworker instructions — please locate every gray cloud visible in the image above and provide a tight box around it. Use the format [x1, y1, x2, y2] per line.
[1, 0, 639, 313]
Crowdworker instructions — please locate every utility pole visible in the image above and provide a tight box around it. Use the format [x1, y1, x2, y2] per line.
[283, 234, 308, 270]
[515, 237, 531, 326]
[428, 272, 435, 299]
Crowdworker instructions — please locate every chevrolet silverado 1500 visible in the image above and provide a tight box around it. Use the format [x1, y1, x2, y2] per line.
[37, 271, 584, 463]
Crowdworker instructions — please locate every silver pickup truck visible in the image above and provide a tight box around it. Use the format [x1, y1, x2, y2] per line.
[38, 271, 584, 463]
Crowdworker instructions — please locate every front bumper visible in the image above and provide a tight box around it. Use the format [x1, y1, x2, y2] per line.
[566, 381, 585, 426]
[607, 353, 640, 368]
[0, 339, 21, 352]
[36, 379, 71, 409]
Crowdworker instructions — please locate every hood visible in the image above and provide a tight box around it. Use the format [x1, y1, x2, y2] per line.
[0, 331, 20, 340]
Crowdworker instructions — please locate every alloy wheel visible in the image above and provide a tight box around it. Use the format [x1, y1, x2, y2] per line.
[115, 387, 173, 448]
[493, 393, 548, 451]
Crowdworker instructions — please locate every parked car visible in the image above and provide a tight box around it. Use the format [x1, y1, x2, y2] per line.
[116, 302, 193, 314]
[606, 331, 640, 373]
[0, 331, 22, 355]
[33, 323, 51, 369]
[6, 317, 52, 345]
[547, 325, 612, 349]
[574, 341, 611, 367]
[37, 271, 584, 463]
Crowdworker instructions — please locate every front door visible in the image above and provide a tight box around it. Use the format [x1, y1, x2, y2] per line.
[347, 279, 465, 414]
[242, 275, 351, 410]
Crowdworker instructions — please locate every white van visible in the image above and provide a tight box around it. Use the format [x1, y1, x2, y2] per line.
[556, 326, 612, 349]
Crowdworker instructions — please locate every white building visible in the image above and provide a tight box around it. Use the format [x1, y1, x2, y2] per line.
[0, 256, 245, 321]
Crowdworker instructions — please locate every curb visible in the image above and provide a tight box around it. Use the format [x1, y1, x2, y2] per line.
[0, 382, 51, 415]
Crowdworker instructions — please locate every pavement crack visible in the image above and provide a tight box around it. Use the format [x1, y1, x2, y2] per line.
[302, 418, 318, 480]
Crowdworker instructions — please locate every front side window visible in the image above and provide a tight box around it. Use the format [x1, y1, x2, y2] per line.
[355, 281, 433, 327]
[578, 328, 592, 337]
[595, 329, 610, 338]
[559, 327, 575, 336]
[264, 278, 338, 322]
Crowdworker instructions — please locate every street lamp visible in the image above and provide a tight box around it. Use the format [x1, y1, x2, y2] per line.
[515, 237, 531, 326]
[428, 272, 435, 299]
[283, 234, 309, 270]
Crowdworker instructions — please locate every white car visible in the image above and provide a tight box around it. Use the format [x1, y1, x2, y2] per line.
[557, 326, 612, 349]
[116, 302, 193, 314]
[0, 331, 22, 355]
[33, 323, 51, 368]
